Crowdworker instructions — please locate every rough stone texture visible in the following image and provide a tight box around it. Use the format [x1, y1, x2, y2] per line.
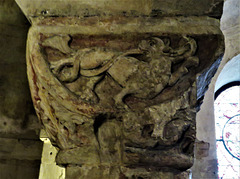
[215, 55, 240, 92]
[220, 0, 240, 61]
[0, 137, 42, 179]
[0, 0, 43, 178]
[194, 140, 210, 159]
[191, 0, 240, 178]
[0, 0, 41, 139]
[0, 137, 42, 160]
[16, 0, 224, 178]
[0, 158, 41, 179]
[25, 18, 223, 179]
[16, 0, 223, 18]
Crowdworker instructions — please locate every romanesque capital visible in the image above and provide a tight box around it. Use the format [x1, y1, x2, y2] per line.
[16, 0, 224, 178]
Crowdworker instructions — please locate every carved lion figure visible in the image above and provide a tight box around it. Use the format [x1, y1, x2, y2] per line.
[42, 35, 199, 107]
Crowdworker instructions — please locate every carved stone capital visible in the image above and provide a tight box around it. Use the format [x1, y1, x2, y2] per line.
[17, 1, 224, 177]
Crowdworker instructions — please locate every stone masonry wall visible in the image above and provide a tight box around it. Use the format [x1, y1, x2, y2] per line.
[0, 0, 43, 178]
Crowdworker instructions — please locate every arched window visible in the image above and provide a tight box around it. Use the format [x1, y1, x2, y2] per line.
[214, 83, 240, 178]
[214, 54, 240, 178]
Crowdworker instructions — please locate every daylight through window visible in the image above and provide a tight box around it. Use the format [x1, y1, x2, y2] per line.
[214, 85, 240, 178]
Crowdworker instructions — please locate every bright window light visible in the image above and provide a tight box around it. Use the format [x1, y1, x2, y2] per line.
[214, 85, 240, 179]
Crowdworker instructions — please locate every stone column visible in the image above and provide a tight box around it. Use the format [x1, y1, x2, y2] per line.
[16, 0, 224, 178]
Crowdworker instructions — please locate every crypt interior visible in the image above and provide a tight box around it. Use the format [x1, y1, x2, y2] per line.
[0, 0, 239, 178]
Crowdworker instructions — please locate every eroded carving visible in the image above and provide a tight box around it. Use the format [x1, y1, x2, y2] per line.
[42, 35, 199, 108]
[27, 32, 204, 178]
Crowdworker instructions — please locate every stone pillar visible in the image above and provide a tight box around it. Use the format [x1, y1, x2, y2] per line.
[16, 0, 224, 178]
[191, 0, 240, 178]
[39, 129, 66, 179]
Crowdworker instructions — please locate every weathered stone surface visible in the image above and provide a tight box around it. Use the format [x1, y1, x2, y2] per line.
[66, 165, 191, 179]
[0, 0, 40, 138]
[0, 137, 42, 179]
[0, 0, 28, 25]
[23, 14, 224, 178]
[0, 137, 42, 160]
[14, 0, 225, 177]
[220, 0, 240, 31]
[16, 0, 223, 19]
[0, 159, 41, 179]
[0, 24, 33, 132]
[0, 1, 43, 178]
[194, 140, 210, 159]
[220, 0, 240, 60]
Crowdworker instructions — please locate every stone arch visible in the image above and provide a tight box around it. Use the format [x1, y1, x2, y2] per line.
[215, 54, 240, 94]
[191, 0, 240, 177]
[213, 55, 240, 178]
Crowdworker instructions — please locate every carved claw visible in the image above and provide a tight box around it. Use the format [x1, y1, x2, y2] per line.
[113, 88, 131, 110]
